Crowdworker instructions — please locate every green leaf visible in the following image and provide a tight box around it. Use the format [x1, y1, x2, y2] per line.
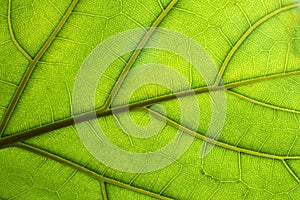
[0, 0, 300, 199]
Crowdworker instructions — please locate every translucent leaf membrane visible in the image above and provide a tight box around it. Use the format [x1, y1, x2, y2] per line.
[0, 0, 300, 199]
[0, 147, 102, 199]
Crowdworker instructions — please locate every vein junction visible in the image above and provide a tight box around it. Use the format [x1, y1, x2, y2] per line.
[0, 2, 300, 198]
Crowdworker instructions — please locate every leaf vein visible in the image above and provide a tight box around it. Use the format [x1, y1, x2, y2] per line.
[214, 2, 300, 86]
[0, 0, 79, 137]
[146, 107, 300, 183]
[145, 107, 299, 161]
[101, 181, 109, 200]
[1, 70, 300, 148]
[14, 143, 173, 200]
[227, 90, 300, 114]
[102, 0, 178, 111]
[7, 0, 32, 61]
[282, 160, 300, 183]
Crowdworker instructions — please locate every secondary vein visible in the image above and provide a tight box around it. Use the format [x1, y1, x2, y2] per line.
[282, 160, 300, 183]
[213, 2, 300, 86]
[146, 107, 300, 183]
[102, 0, 178, 110]
[145, 108, 299, 161]
[100, 181, 109, 200]
[224, 70, 300, 89]
[227, 90, 300, 114]
[14, 142, 173, 200]
[0, 0, 79, 137]
[7, 0, 32, 61]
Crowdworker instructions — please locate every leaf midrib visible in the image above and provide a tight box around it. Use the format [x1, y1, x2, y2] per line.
[1, 2, 299, 149]
[1, 69, 300, 149]
[2, 2, 299, 145]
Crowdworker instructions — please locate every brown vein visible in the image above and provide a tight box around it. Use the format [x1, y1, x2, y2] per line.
[1, 70, 300, 149]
